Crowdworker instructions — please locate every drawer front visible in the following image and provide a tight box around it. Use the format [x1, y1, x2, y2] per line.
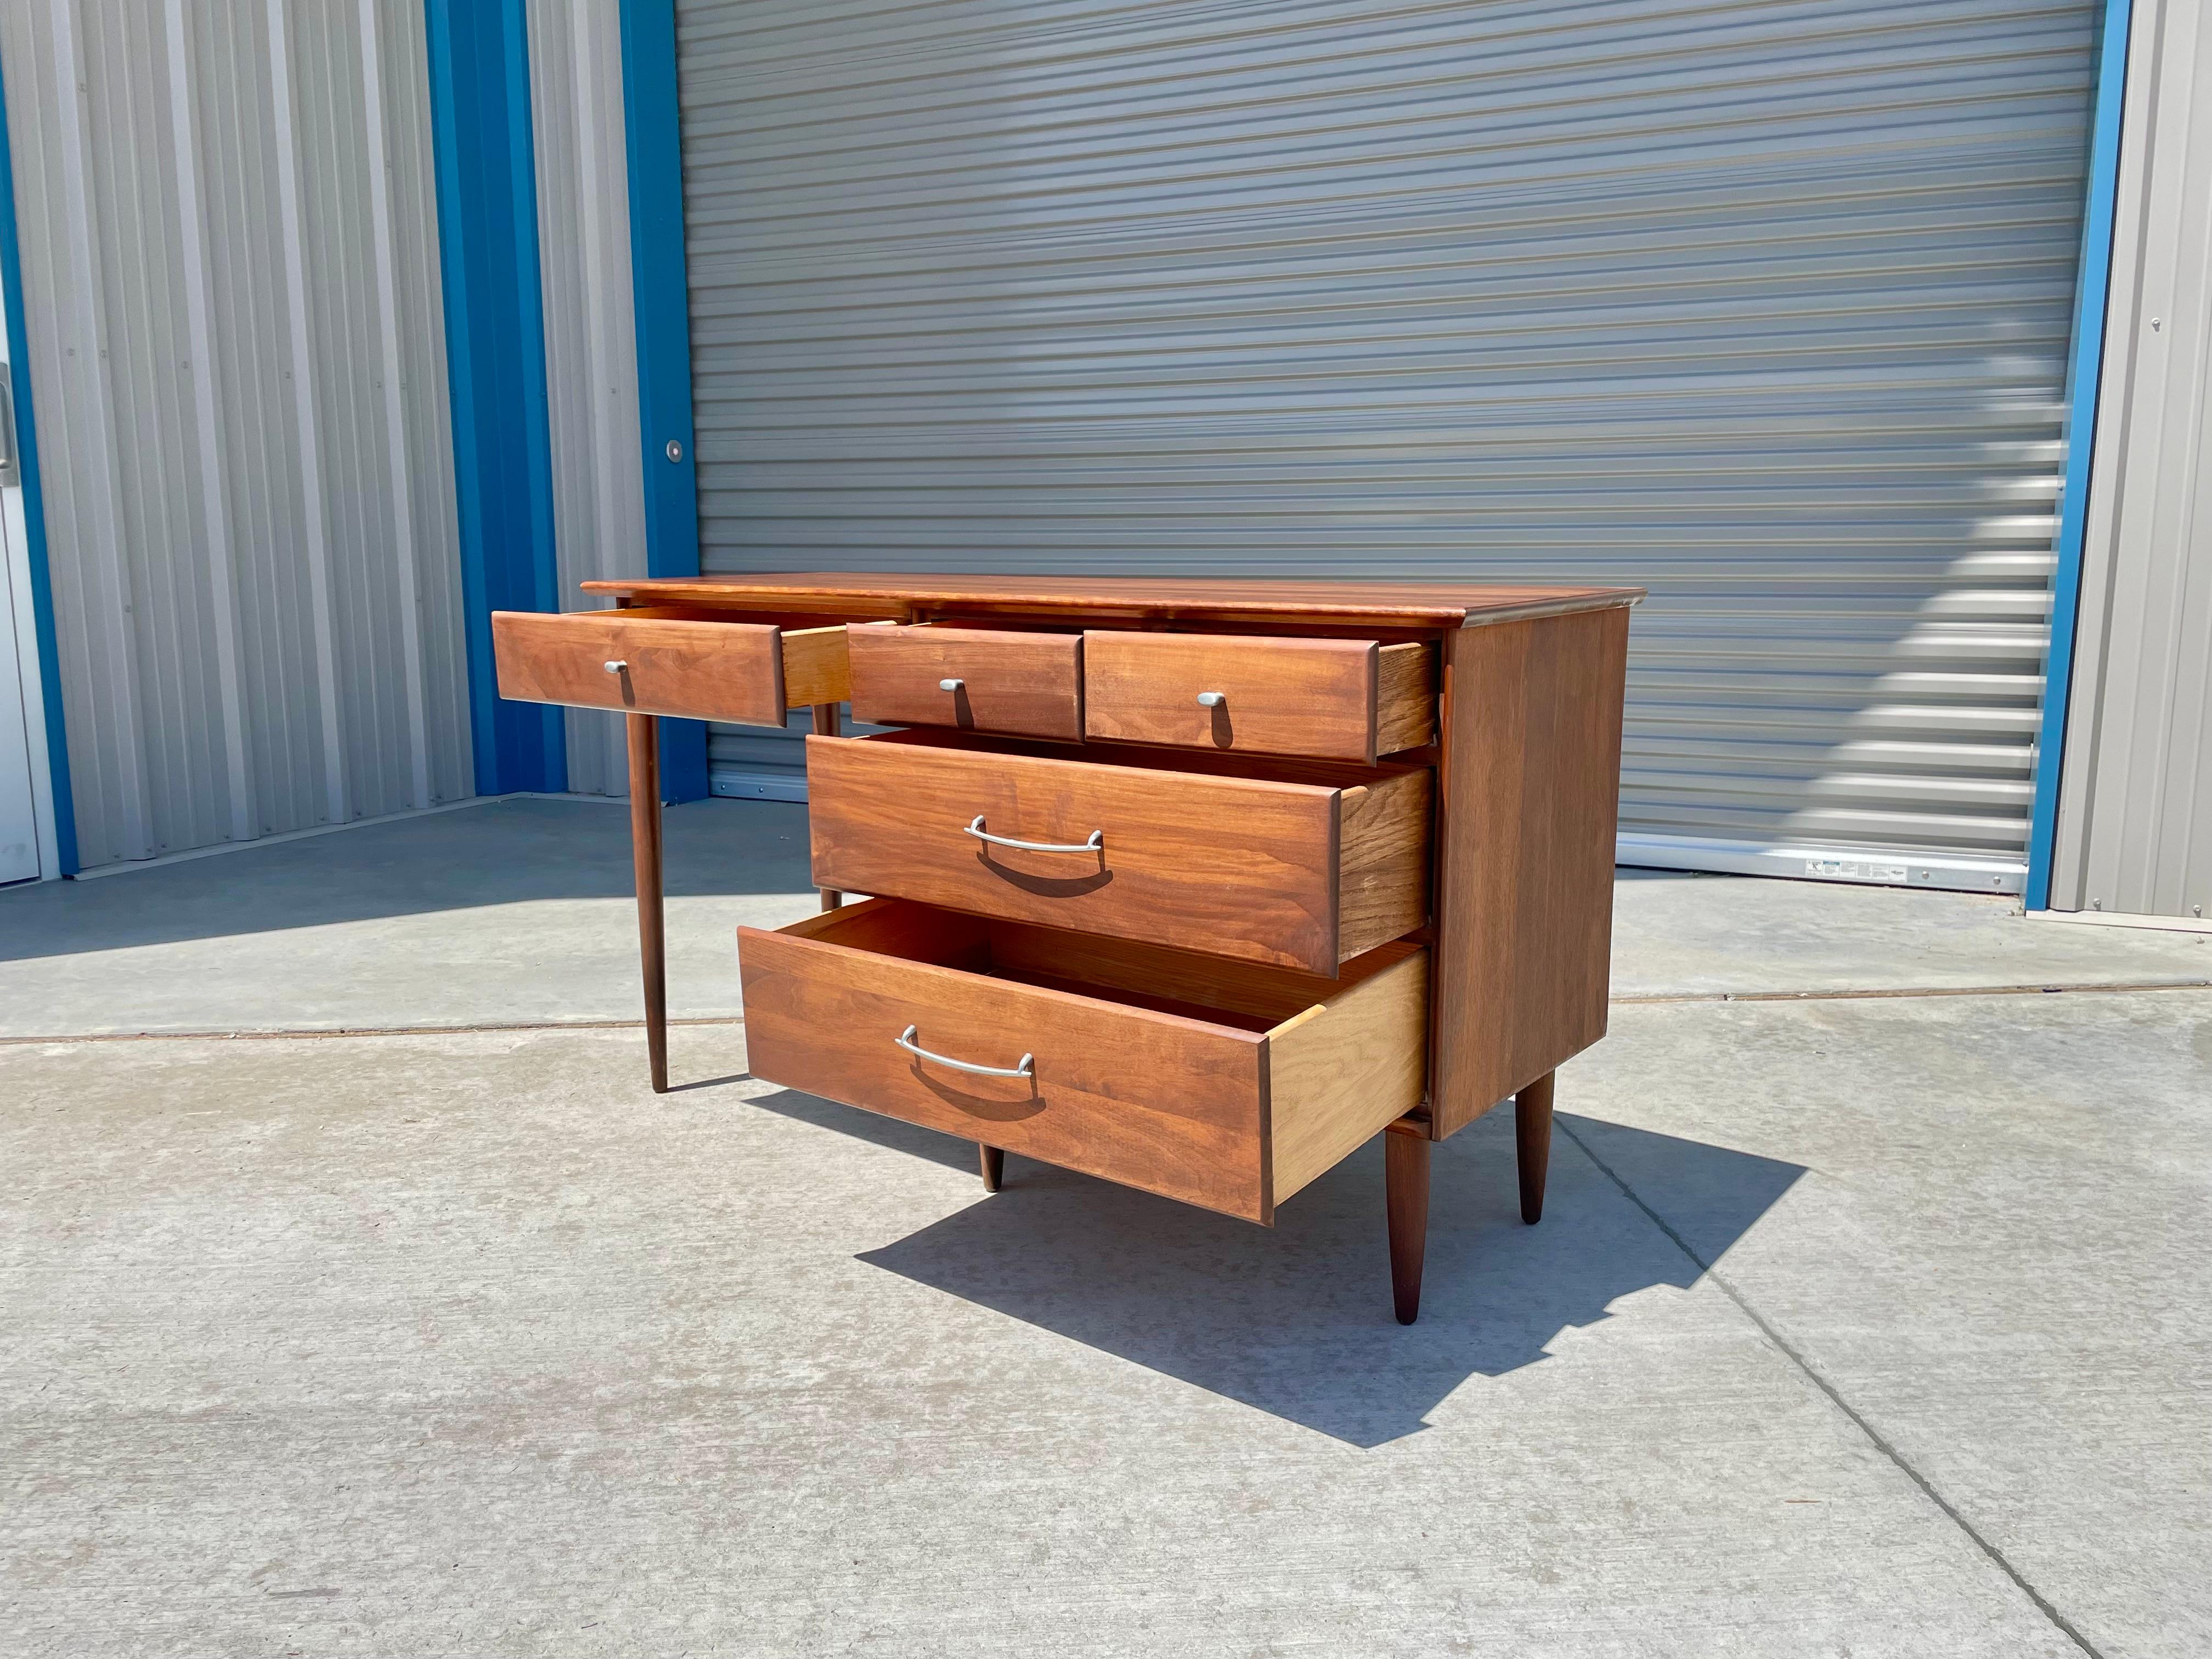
[807, 735, 1347, 973]
[1083, 632, 1434, 761]
[739, 911, 1270, 1219]
[494, 608, 851, 727]
[847, 624, 1084, 741]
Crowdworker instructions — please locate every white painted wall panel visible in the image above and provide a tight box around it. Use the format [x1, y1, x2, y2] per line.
[529, 0, 646, 797]
[0, 0, 468, 868]
[674, 0, 2100, 889]
[2051, 0, 2212, 921]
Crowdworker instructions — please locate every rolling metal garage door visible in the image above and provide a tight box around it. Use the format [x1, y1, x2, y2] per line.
[672, 0, 2100, 890]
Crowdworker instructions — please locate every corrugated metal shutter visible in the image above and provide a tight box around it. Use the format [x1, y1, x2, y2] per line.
[673, 0, 2098, 890]
[0, 0, 471, 868]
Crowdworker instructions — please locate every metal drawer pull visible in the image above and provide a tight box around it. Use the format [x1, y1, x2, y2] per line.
[939, 678, 964, 692]
[896, 1025, 1033, 1079]
[603, 659, 628, 674]
[964, 815, 1102, 854]
[1196, 691, 1226, 707]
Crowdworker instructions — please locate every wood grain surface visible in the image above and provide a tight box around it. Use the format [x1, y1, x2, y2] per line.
[1427, 605, 1630, 1137]
[738, 901, 1273, 1220]
[1336, 769, 1434, 958]
[582, 572, 1643, 631]
[495, 610, 788, 726]
[782, 626, 853, 707]
[1374, 642, 1438, 754]
[806, 732, 1418, 973]
[847, 622, 1084, 740]
[1082, 631, 1381, 760]
[1267, 948, 1428, 1203]
[739, 900, 1432, 1223]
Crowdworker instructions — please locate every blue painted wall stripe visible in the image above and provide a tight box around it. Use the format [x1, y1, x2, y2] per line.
[425, 0, 567, 798]
[619, 0, 708, 803]
[2026, 0, 2135, 911]
[0, 50, 77, 876]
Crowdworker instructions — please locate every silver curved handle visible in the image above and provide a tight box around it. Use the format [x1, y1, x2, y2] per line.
[896, 1024, 1033, 1079]
[1196, 691, 1225, 707]
[603, 659, 628, 674]
[964, 815, 1102, 854]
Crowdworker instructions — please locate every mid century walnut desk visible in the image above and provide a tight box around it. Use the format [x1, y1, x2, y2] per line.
[493, 575, 1640, 1322]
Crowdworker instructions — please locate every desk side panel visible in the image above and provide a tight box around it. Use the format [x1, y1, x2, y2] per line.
[1429, 606, 1629, 1137]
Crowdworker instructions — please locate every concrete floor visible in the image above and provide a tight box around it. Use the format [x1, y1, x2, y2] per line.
[3, 798, 2208, 1657]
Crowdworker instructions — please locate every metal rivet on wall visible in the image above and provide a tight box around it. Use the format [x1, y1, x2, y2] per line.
[665, 439, 684, 463]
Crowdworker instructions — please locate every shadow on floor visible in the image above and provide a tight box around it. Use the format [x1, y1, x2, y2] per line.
[748, 1091, 1803, 1447]
[0, 797, 815, 963]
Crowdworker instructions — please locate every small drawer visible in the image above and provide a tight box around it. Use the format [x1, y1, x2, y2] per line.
[738, 899, 1429, 1222]
[492, 607, 849, 726]
[1082, 631, 1435, 761]
[806, 730, 1431, 975]
[847, 623, 1084, 741]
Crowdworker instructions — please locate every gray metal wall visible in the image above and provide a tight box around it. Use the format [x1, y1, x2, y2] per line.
[0, 0, 470, 868]
[528, 0, 647, 799]
[2049, 0, 2212, 924]
[673, 0, 2100, 889]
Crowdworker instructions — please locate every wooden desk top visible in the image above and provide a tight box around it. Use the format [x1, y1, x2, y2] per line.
[580, 573, 1644, 631]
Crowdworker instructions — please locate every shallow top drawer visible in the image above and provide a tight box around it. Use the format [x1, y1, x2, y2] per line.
[493, 608, 849, 727]
[1082, 632, 1435, 762]
[847, 623, 1083, 741]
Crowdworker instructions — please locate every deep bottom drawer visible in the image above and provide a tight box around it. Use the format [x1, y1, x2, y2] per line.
[737, 899, 1428, 1222]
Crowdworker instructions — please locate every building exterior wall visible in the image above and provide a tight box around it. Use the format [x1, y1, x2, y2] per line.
[2050, 0, 2212, 922]
[0, 0, 470, 869]
[527, 0, 647, 798]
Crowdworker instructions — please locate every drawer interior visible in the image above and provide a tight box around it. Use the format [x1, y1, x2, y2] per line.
[792, 896, 1422, 1035]
[857, 722, 1427, 788]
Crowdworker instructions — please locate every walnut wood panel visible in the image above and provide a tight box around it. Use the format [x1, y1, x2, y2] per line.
[583, 573, 1643, 632]
[738, 900, 1432, 1223]
[740, 901, 1273, 1220]
[1374, 642, 1438, 754]
[1082, 631, 1383, 761]
[1427, 605, 1630, 1138]
[805, 733, 1429, 973]
[1267, 949, 1428, 1203]
[1336, 769, 1433, 958]
[847, 623, 1084, 741]
[493, 609, 853, 726]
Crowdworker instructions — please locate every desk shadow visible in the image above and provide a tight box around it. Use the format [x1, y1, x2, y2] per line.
[747, 1092, 1803, 1447]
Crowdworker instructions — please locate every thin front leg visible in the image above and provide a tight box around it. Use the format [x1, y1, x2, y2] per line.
[1516, 1070, 1555, 1224]
[979, 1144, 1005, 1192]
[1385, 1124, 1430, 1325]
[626, 712, 668, 1094]
[811, 702, 844, 911]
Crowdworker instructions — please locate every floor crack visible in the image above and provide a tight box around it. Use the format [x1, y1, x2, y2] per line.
[1556, 1116, 2105, 1659]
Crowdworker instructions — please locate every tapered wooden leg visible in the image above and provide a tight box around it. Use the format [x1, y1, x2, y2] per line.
[626, 713, 668, 1094]
[979, 1144, 1004, 1192]
[811, 702, 844, 911]
[1385, 1124, 1430, 1325]
[1516, 1070, 1555, 1224]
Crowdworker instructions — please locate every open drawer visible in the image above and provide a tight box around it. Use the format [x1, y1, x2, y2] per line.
[846, 620, 1085, 741]
[737, 899, 1429, 1222]
[1083, 631, 1436, 761]
[806, 729, 1432, 975]
[492, 606, 850, 727]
